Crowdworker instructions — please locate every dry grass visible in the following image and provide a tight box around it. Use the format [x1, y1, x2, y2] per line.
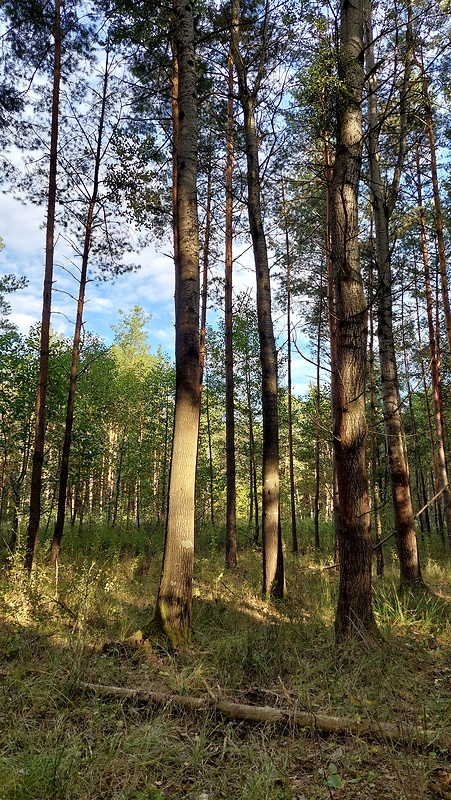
[1, 534, 451, 799]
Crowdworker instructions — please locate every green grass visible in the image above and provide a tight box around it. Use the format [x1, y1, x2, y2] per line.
[1, 526, 451, 799]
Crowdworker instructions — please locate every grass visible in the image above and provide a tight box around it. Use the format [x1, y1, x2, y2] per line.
[1, 526, 451, 799]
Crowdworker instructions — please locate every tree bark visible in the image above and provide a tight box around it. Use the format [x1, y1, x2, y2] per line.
[330, 0, 376, 640]
[25, 0, 61, 573]
[153, 0, 200, 647]
[230, 0, 284, 598]
[365, 1, 423, 588]
[80, 681, 450, 751]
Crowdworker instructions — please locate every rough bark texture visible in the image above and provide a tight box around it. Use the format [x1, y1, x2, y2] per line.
[230, 0, 284, 598]
[331, 0, 375, 640]
[365, 5, 422, 587]
[25, 0, 61, 573]
[154, 0, 200, 647]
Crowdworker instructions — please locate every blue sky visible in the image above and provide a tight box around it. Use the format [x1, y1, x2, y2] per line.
[1, 193, 316, 396]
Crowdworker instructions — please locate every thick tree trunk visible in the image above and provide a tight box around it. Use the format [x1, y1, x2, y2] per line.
[331, 0, 376, 641]
[25, 0, 61, 573]
[231, 0, 284, 598]
[153, 0, 200, 647]
[225, 51, 237, 568]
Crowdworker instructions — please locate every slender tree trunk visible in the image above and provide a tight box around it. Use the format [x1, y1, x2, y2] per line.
[230, 0, 284, 598]
[246, 366, 260, 545]
[198, 139, 215, 531]
[324, 130, 340, 558]
[153, 0, 200, 647]
[419, 49, 451, 357]
[225, 51, 237, 568]
[368, 248, 384, 577]
[331, 0, 376, 641]
[281, 178, 298, 554]
[314, 278, 323, 551]
[414, 272, 437, 538]
[49, 51, 110, 566]
[416, 146, 451, 545]
[25, 0, 61, 572]
[365, 2, 423, 589]
[204, 378, 215, 528]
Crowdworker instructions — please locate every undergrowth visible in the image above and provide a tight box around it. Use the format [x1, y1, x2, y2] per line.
[1, 526, 451, 799]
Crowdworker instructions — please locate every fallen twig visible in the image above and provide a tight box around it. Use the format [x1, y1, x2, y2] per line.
[79, 681, 450, 751]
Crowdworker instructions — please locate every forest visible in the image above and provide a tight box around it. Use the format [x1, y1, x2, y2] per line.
[1, 0, 451, 797]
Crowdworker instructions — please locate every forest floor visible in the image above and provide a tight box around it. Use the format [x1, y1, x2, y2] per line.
[1, 533, 451, 799]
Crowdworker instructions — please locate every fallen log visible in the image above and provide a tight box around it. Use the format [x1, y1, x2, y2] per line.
[79, 681, 450, 752]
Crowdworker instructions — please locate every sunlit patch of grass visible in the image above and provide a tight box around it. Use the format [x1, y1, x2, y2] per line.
[2, 528, 451, 798]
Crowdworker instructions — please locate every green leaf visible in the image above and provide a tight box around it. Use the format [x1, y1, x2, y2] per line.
[326, 773, 343, 788]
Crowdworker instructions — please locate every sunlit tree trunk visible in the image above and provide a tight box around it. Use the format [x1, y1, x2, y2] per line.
[365, 1, 422, 588]
[331, 0, 376, 640]
[230, 0, 284, 598]
[25, 0, 61, 572]
[153, 0, 200, 646]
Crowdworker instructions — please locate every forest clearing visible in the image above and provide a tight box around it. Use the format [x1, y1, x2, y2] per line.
[2, 0, 451, 796]
[1, 529, 451, 800]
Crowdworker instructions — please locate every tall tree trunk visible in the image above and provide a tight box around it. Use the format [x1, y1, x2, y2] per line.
[368, 247, 384, 577]
[420, 48, 451, 358]
[324, 129, 340, 558]
[25, 0, 62, 572]
[153, 0, 200, 647]
[246, 365, 260, 544]
[49, 50, 111, 566]
[331, 0, 376, 641]
[314, 278, 323, 551]
[365, 1, 423, 588]
[416, 146, 451, 545]
[225, 50, 237, 568]
[281, 178, 298, 554]
[413, 272, 437, 538]
[230, 0, 284, 598]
